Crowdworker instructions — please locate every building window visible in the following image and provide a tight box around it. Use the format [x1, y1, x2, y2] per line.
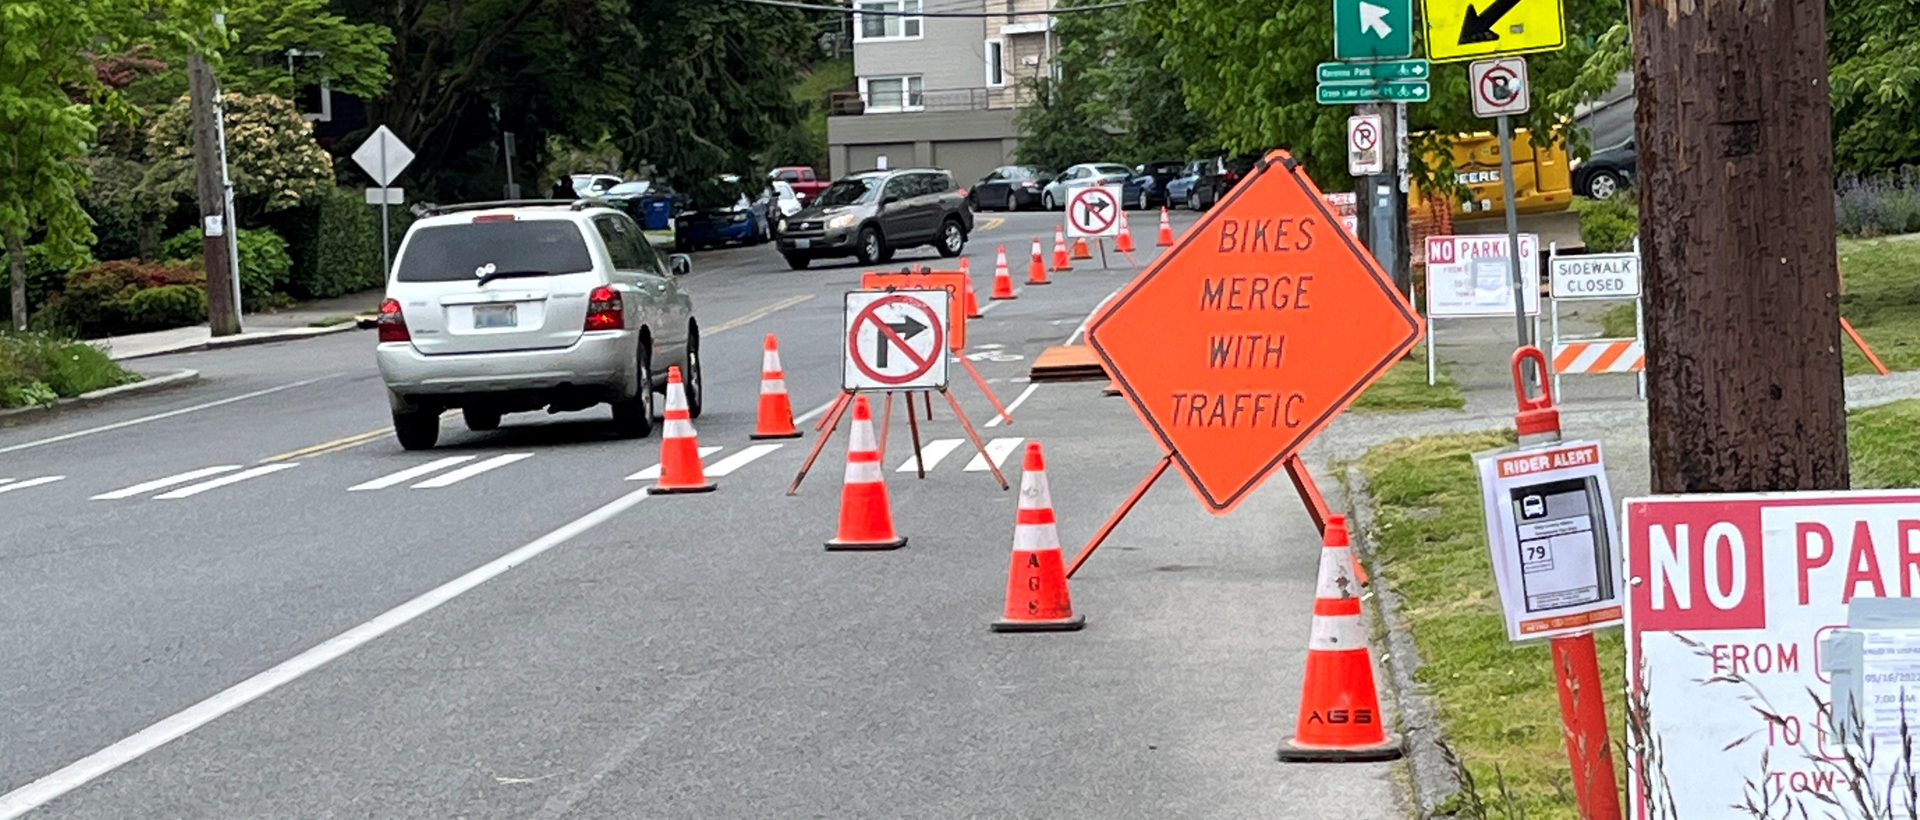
[854, 0, 922, 42]
[861, 75, 925, 112]
[985, 38, 1005, 87]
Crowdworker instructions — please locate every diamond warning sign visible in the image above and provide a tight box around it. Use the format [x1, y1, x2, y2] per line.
[1087, 151, 1423, 513]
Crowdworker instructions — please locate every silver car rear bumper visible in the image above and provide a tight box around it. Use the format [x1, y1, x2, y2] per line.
[377, 331, 637, 402]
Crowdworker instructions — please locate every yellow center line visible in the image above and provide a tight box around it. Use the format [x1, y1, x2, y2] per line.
[978, 217, 1006, 231]
[706, 293, 815, 337]
[260, 428, 389, 463]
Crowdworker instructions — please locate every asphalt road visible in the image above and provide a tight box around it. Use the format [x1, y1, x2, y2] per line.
[0, 206, 1403, 818]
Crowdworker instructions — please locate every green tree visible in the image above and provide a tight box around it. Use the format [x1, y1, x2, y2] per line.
[0, 0, 213, 330]
[1829, 0, 1920, 175]
[144, 92, 334, 220]
[221, 0, 395, 99]
[1013, 2, 1212, 169]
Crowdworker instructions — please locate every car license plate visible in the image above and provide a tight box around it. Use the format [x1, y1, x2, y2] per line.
[473, 304, 517, 329]
[794, 239, 811, 249]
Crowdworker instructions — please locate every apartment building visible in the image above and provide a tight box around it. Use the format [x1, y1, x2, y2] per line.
[825, 0, 1057, 188]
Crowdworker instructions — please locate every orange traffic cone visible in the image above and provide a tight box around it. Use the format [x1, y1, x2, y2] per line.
[1157, 207, 1175, 247]
[1070, 236, 1091, 260]
[1051, 227, 1072, 272]
[826, 394, 906, 551]
[647, 366, 716, 494]
[750, 334, 802, 440]
[992, 245, 1012, 290]
[1027, 238, 1050, 285]
[991, 251, 1016, 300]
[1115, 216, 1136, 253]
[991, 442, 1085, 633]
[1277, 514, 1403, 762]
[965, 279, 983, 318]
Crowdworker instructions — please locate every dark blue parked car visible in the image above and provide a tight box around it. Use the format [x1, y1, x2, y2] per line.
[1128, 160, 1187, 210]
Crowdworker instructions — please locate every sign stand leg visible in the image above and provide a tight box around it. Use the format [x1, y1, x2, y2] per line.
[1426, 312, 1437, 387]
[878, 391, 894, 463]
[906, 391, 927, 479]
[1066, 455, 1172, 578]
[939, 388, 1010, 490]
[1550, 295, 1562, 400]
[924, 391, 935, 421]
[1285, 454, 1367, 584]
[1842, 317, 1891, 376]
[1551, 630, 1624, 820]
[959, 357, 1012, 425]
[787, 392, 852, 495]
[816, 392, 849, 432]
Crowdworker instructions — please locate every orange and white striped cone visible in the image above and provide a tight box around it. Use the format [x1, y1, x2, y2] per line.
[991, 251, 1016, 300]
[647, 366, 716, 494]
[1051, 226, 1072, 272]
[991, 442, 1085, 632]
[1027, 238, 1050, 285]
[1114, 216, 1136, 252]
[1071, 236, 1092, 260]
[1156, 207, 1175, 247]
[826, 395, 907, 551]
[1277, 514, 1403, 762]
[965, 279, 983, 318]
[750, 333, 802, 440]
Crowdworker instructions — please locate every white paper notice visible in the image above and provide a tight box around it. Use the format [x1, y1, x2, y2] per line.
[1859, 629, 1920, 778]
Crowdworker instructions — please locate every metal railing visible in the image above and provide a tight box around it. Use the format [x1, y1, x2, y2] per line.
[827, 87, 1007, 115]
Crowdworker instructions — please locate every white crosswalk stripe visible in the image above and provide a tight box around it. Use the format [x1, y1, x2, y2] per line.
[348, 456, 478, 491]
[94, 465, 243, 500]
[410, 453, 533, 489]
[154, 464, 302, 499]
[0, 476, 65, 495]
[627, 447, 723, 481]
[895, 439, 964, 472]
[964, 437, 1024, 472]
[705, 444, 783, 477]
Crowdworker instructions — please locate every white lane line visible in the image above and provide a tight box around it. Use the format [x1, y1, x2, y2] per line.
[626, 447, 723, 481]
[1065, 284, 1126, 346]
[704, 444, 782, 477]
[0, 479, 11, 488]
[348, 456, 477, 492]
[793, 398, 839, 425]
[0, 476, 65, 495]
[965, 437, 1025, 472]
[0, 379, 323, 456]
[92, 465, 243, 500]
[410, 453, 533, 489]
[896, 438, 964, 473]
[154, 464, 301, 500]
[984, 383, 1040, 428]
[0, 487, 656, 820]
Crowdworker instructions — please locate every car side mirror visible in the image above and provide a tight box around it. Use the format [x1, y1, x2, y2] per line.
[669, 254, 692, 276]
[880, 195, 900, 207]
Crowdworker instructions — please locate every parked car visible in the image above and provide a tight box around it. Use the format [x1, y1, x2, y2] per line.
[1039, 163, 1140, 211]
[761, 180, 804, 227]
[676, 195, 769, 249]
[775, 168, 973, 270]
[968, 166, 1054, 211]
[1572, 137, 1635, 201]
[770, 166, 831, 205]
[1166, 154, 1259, 211]
[1128, 161, 1187, 210]
[375, 200, 699, 450]
[568, 173, 623, 198]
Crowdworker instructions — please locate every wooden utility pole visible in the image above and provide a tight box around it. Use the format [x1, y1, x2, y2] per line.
[187, 54, 240, 336]
[1635, 0, 1848, 493]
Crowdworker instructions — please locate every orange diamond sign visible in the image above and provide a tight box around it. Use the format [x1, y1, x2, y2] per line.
[1088, 151, 1423, 514]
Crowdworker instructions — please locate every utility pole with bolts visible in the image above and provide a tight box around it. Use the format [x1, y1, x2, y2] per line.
[1636, 0, 1848, 492]
[187, 53, 241, 337]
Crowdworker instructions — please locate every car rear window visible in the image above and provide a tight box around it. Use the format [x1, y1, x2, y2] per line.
[395, 220, 593, 283]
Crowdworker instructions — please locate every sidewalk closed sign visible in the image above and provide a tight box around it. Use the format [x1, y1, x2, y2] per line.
[1475, 441, 1622, 641]
[1625, 491, 1920, 818]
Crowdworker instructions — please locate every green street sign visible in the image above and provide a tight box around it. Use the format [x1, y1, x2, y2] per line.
[1315, 81, 1431, 104]
[1333, 0, 1414, 60]
[1317, 59, 1430, 83]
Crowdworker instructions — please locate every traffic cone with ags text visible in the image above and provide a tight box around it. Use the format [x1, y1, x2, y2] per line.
[647, 366, 716, 494]
[750, 334, 802, 440]
[991, 249, 1016, 300]
[826, 395, 907, 551]
[1157, 207, 1175, 247]
[1051, 227, 1072, 272]
[1027, 238, 1050, 285]
[991, 442, 1085, 633]
[1277, 514, 1403, 762]
[1114, 215, 1135, 253]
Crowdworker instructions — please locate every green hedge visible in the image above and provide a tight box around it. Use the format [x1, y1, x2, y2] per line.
[273, 187, 409, 300]
[161, 226, 293, 308]
[34, 260, 206, 338]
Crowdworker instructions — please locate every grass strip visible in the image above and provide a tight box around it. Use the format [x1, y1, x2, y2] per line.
[1353, 347, 1467, 412]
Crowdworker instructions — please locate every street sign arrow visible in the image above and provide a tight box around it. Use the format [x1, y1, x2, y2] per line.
[1458, 0, 1521, 43]
[1360, 1, 1393, 36]
[876, 314, 929, 368]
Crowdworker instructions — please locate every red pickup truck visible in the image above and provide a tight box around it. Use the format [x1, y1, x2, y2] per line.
[770, 166, 831, 204]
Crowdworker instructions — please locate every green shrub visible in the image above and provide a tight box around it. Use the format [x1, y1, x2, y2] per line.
[160, 226, 293, 309]
[121, 285, 209, 331]
[34, 259, 204, 338]
[0, 243, 92, 326]
[0, 333, 137, 408]
[276, 187, 404, 300]
[1576, 193, 1639, 253]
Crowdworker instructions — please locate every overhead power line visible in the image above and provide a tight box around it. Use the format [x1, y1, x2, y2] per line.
[724, 0, 1143, 17]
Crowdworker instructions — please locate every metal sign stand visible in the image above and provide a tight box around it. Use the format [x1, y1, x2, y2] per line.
[786, 386, 1007, 495]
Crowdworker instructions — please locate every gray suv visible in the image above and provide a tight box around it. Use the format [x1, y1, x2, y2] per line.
[775, 168, 973, 270]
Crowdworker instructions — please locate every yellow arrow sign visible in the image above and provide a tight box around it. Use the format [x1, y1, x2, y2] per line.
[1421, 0, 1566, 63]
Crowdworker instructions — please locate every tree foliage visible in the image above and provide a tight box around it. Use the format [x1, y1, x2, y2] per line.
[1014, 1, 1209, 170]
[221, 0, 396, 99]
[1829, 0, 1920, 175]
[145, 92, 334, 217]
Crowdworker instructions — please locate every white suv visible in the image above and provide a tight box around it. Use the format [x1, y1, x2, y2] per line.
[375, 201, 700, 450]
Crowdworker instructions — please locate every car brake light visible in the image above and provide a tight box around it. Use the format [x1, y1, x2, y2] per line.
[585, 285, 624, 330]
[472, 214, 517, 223]
[377, 298, 410, 343]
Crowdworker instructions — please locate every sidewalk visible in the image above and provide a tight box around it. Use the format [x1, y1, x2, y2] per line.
[95, 290, 382, 361]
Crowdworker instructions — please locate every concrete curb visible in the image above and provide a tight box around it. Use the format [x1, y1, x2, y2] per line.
[0, 368, 200, 420]
[109, 321, 362, 361]
[1343, 462, 1459, 817]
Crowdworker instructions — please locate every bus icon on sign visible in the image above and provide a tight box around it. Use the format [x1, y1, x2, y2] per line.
[1521, 494, 1546, 519]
